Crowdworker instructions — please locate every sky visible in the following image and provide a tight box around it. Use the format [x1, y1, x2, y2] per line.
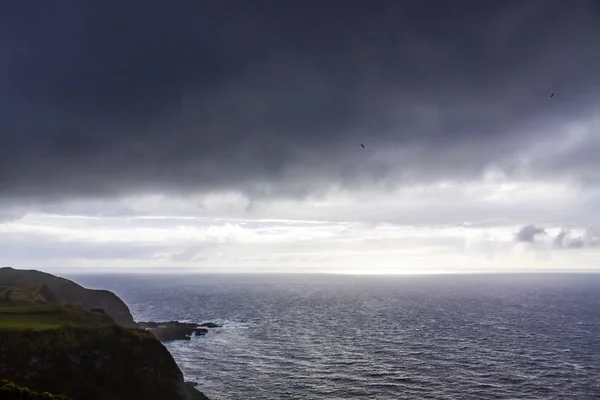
[1, 0, 600, 274]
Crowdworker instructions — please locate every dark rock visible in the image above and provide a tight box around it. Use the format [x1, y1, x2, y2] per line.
[194, 328, 208, 336]
[198, 322, 221, 328]
[137, 321, 199, 342]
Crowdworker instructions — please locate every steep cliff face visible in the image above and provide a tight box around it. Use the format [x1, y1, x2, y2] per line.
[0, 325, 209, 400]
[0, 268, 211, 400]
[0, 267, 135, 327]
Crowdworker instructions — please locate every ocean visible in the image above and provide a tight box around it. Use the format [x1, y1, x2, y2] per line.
[69, 273, 600, 400]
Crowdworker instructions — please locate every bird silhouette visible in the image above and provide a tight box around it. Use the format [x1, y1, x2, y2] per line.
[550, 93, 555, 98]
[361, 144, 365, 148]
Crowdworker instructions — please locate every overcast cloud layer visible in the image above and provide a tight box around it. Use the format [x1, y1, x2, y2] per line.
[2, 0, 600, 200]
[1, 1, 600, 273]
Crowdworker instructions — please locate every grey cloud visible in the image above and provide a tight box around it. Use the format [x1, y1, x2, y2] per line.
[0, 233, 167, 261]
[0, 206, 30, 223]
[553, 229, 569, 247]
[171, 250, 208, 262]
[568, 237, 585, 248]
[4, 181, 599, 228]
[0, 230, 237, 263]
[520, 118, 600, 183]
[1, 1, 600, 204]
[515, 224, 546, 242]
[553, 227, 600, 249]
[170, 243, 227, 262]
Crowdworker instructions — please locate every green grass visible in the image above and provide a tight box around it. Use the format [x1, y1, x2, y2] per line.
[0, 307, 112, 330]
[0, 379, 72, 400]
[0, 285, 114, 330]
[0, 304, 57, 313]
[0, 267, 137, 328]
[0, 284, 56, 303]
[0, 314, 67, 330]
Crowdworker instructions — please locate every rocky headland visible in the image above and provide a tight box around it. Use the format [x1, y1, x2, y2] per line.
[0, 267, 211, 400]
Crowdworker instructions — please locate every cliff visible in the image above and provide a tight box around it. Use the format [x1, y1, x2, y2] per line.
[0, 267, 135, 327]
[0, 325, 208, 400]
[0, 268, 210, 400]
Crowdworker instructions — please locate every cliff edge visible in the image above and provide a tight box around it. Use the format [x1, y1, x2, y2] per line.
[0, 268, 210, 400]
[0, 267, 135, 327]
[0, 325, 208, 400]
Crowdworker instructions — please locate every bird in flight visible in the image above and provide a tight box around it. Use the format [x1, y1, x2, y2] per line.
[550, 93, 555, 98]
[361, 144, 365, 148]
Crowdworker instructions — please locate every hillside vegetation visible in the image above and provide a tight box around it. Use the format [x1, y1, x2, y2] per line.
[0, 284, 114, 329]
[0, 268, 210, 400]
[0, 379, 72, 400]
[0, 325, 207, 400]
[0, 267, 135, 327]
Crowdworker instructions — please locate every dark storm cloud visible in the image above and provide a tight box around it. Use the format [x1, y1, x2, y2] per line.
[1, 0, 600, 201]
[515, 224, 546, 242]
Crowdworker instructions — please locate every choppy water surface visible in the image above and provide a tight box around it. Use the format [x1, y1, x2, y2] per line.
[71, 273, 600, 399]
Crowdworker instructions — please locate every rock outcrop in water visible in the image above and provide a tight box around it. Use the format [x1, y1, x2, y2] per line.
[0, 267, 210, 400]
[137, 321, 221, 342]
[137, 321, 199, 342]
[199, 322, 221, 328]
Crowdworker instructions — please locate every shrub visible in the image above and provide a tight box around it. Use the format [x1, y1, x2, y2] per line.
[0, 379, 72, 399]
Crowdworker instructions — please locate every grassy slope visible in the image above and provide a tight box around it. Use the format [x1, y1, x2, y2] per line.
[0, 284, 114, 329]
[0, 267, 136, 327]
[0, 284, 209, 400]
[0, 304, 112, 329]
[0, 379, 72, 400]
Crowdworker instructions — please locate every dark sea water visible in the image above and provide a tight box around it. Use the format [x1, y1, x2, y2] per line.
[69, 273, 600, 400]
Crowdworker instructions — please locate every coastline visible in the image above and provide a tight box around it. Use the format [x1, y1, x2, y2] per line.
[0, 267, 212, 400]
